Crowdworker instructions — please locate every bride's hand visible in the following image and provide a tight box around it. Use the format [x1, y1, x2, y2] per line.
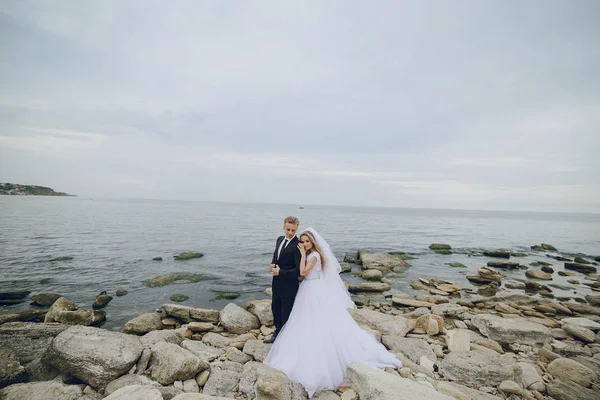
[297, 244, 306, 256]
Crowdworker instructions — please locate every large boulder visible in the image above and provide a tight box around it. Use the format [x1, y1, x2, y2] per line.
[0, 380, 83, 400]
[54, 309, 106, 326]
[348, 282, 390, 293]
[346, 362, 454, 400]
[124, 313, 163, 335]
[547, 358, 596, 387]
[470, 314, 551, 345]
[546, 380, 598, 400]
[30, 293, 62, 306]
[182, 340, 225, 362]
[349, 308, 414, 337]
[43, 325, 144, 389]
[162, 304, 220, 323]
[0, 322, 69, 364]
[360, 252, 410, 273]
[140, 328, 185, 348]
[149, 342, 208, 385]
[439, 349, 521, 387]
[219, 303, 260, 334]
[239, 361, 306, 400]
[245, 300, 274, 326]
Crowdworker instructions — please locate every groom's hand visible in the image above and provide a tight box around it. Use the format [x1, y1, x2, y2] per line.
[271, 265, 280, 276]
[269, 264, 275, 272]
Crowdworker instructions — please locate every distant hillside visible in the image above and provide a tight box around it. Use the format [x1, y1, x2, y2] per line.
[0, 183, 75, 196]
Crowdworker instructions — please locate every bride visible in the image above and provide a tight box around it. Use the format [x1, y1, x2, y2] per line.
[264, 228, 402, 398]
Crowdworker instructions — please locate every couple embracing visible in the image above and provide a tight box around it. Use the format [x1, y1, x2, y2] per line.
[264, 216, 402, 398]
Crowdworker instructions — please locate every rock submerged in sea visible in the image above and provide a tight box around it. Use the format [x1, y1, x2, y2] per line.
[93, 291, 113, 309]
[531, 243, 558, 251]
[30, 293, 61, 306]
[145, 273, 216, 288]
[359, 251, 411, 273]
[564, 262, 597, 274]
[173, 252, 204, 261]
[483, 250, 510, 258]
[49, 256, 73, 261]
[152, 256, 163, 261]
[447, 262, 467, 268]
[429, 244, 451, 250]
[170, 294, 189, 302]
[0, 290, 31, 306]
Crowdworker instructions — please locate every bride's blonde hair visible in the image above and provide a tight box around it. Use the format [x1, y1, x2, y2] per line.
[299, 230, 326, 270]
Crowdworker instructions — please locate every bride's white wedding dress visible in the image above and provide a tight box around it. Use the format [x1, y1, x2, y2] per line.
[264, 246, 402, 398]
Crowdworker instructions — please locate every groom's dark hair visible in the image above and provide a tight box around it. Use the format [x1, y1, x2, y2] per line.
[284, 216, 299, 226]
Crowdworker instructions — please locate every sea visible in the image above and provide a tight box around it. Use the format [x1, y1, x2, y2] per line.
[1, 196, 599, 329]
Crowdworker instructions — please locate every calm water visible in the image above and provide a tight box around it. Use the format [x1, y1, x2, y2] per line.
[1, 196, 599, 329]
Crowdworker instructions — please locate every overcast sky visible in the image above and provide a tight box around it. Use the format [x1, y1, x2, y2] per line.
[1, 1, 599, 212]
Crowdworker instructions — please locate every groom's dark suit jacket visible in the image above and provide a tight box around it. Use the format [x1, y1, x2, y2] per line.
[271, 235, 301, 292]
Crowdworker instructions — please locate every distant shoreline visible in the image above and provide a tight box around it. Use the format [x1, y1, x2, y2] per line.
[0, 183, 75, 197]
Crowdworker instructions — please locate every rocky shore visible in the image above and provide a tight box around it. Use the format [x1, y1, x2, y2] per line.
[1, 243, 599, 400]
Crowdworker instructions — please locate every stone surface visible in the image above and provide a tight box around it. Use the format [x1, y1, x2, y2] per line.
[439, 349, 521, 386]
[561, 317, 600, 331]
[239, 361, 306, 400]
[470, 314, 551, 345]
[447, 329, 471, 352]
[361, 252, 411, 273]
[499, 380, 522, 395]
[348, 282, 390, 293]
[242, 339, 271, 362]
[182, 340, 225, 362]
[381, 336, 436, 363]
[103, 384, 163, 400]
[546, 380, 598, 400]
[104, 374, 160, 395]
[392, 298, 435, 308]
[547, 358, 596, 387]
[245, 299, 274, 326]
[43, 325, 143, 389]
[0, 348, 26, 389]
[349, 308, 414, 336]
[563, 323, 596, 343]
[202, 369, 241, 398]
[0, 380, 83, 400]
[43, 297, 78, 323]
[346, 362, 454, 400]
[359, 269, 383, 281]
[140, 329, 185, 348]
[525, 269, 553, 280]
[124, 312, 163, 334]
[225, 347, 252, 364]
[219, 303, 260, 334]
[149, 342, 208, 385]
[201, 332, 231, 348]
[517, 362, 545, 393]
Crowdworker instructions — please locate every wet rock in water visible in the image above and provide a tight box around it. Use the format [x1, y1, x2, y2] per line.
[152, 256, 163, 261]
[0, 309, 47, 325]
[0, 290, 31, 306]
[595, 256, 600, 262]
[525, 269, 553, 280]
[49, 256, 73, 261]
[530, 260, 552, 267]
[510, 252, 528, 257]
[359, 269, 383, 281]
[170, 294, 189, 302]
[429, 243, 451, 250]
[211, 291, 240, 301]
[0, 322, 69, 365]
[340, 262, 352, 273]
[447, 262, 467, 268]
[348, 282, 390, 293]
[487, 260, 520, 268]
[92, 291, 113, 309]
[531, 243, 558, 251]
[392, 298, 435, 308]
[173, 252, 204, 260]
[477, 284, 500, 297]
[504, 283, 526, 290]
[55, 309, 106, 326]
[39, 278, 52, 284]
[360, 252, 410, 273]
[44, 297, 78, 323]
[115, 289, 128, 297]
[344, 252, 359, 264]
[567, 279, 580, 285]
[565, 262, 597, 274]
[30, 293, 62, 306]
[145, 273, 216, 288]
[585, 295, 600, 306]
[574, 257, 591, 264]
[541, 265, 555, 274]
[434, 249, 452, 255]
[483, 250, 510, 258]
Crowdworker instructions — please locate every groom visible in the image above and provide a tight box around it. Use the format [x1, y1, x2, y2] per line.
[264, 216, 301, 343]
